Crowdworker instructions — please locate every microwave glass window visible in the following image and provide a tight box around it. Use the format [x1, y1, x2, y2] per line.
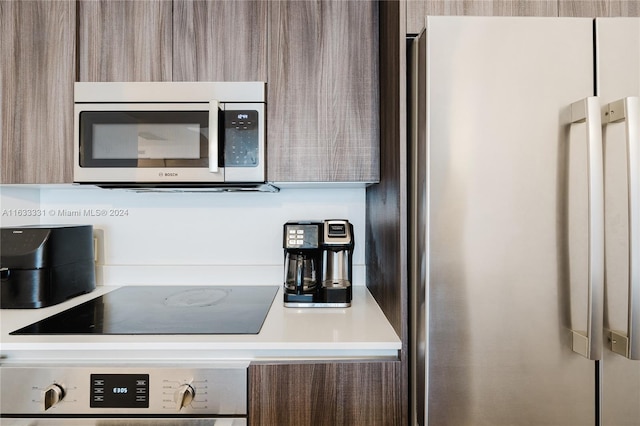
[80, 111, 210, 167]
[93, 123, 200, 160]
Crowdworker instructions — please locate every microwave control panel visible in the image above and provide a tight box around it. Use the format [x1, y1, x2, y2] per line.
[224, 110, 259, 167]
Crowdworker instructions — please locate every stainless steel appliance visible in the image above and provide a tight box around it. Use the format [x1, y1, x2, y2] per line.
[0, 363, 248, 424]
[409, 16, 640, 426]
[73, 81, 275, 191]
[283, 220, 353, 307]
[0, 225, 95, 309]
[0, 285, 278, 423]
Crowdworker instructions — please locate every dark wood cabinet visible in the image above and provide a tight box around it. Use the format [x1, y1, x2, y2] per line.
[248, 361, 403, 426]
[266, 0, 380, 183]
[0, 0, 76, 184]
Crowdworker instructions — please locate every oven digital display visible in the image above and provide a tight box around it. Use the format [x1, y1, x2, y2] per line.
[90, 374, 149, 408]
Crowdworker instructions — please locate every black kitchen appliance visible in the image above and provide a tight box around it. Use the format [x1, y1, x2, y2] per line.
[10, 285, 278, 335]
[283, 219, 354, 307]
[1, 225, 96, 309]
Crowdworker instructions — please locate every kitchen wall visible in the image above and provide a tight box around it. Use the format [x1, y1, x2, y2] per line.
[0, 185, 366, 287]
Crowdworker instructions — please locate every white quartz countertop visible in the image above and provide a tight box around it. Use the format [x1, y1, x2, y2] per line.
[0, 286, 400, 362]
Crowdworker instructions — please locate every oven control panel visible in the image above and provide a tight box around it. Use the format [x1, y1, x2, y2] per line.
[0, 363, 247, 416]
[90, 373, 150, 408]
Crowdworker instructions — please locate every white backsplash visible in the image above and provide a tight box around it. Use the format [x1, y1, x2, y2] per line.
[0, 186, 41, 226]
[0, 185, 366, 286]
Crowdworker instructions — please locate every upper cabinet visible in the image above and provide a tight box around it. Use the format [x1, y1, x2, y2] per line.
[78, 0, 267, 82]
[78, 0, 172, 82]
[1, 0, 76, 184]
[172, 0, 268, 81]
[267, 0, 380, 183]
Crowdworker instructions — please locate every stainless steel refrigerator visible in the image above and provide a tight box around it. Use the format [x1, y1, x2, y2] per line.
[409, 16, 640, 426]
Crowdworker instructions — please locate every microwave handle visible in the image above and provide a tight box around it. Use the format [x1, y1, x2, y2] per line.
[209, 100, 220, 173]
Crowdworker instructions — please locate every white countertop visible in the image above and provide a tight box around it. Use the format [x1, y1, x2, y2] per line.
[0, 286, 401, 363]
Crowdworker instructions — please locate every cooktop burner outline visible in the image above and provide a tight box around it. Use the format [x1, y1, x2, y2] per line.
[163, 287, 229, 307]
[10, 285, 279, 335]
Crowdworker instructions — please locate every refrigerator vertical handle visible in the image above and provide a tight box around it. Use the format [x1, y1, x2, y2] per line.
[569, 97, 605, 360]
[209, 100, 220, 173]
[603, 97, 640, 360]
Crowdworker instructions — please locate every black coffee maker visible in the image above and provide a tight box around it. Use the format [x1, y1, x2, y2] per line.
[283, 220, 354, 307]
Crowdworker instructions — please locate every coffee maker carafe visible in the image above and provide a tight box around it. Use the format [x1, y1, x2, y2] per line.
[283, 220, 353, 307]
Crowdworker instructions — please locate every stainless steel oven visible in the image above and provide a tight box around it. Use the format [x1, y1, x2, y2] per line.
[0, 286, 281, 424]
[0, 362, 248, 425]
[73, 82, 270, 190]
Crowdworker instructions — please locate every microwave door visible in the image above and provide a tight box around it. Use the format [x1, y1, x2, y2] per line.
[74, 103, 225, 183]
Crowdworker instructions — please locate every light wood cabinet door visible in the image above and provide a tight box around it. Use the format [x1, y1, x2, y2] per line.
[267, 0, 380, 183]
[78, 0, 172, 82]
[248, 361, 404, 425]
[173, 0, 267, 81]
[1, 0, 76, 184]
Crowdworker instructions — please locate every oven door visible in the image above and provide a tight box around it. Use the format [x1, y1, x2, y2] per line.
[74, 102, 265, 184]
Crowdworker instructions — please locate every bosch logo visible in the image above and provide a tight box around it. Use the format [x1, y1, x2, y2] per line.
[163, 173, 178, 177]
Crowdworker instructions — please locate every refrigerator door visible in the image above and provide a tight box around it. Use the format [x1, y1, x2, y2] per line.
[411, 17, 598, 425]
[596, 17, 640, 426]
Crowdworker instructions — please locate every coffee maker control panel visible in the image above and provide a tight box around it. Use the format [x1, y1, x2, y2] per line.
[323, 220, 353, 246]
[328, 222, 347, 236]
[284, 223, 320, 249]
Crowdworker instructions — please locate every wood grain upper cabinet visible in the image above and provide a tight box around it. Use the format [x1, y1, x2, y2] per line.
[78, 0, 267, 82]
[78, 0, 172, 82]
[267, 1, 380, 183]
[172, 0, 267, 81]
[1, 0, 76, 184]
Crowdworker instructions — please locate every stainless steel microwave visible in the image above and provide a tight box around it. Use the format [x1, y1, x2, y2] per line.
[74, 82, 273, 191]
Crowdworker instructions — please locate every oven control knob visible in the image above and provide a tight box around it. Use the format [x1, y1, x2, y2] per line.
[174, 384, 195, 411]
[43, 383, 65, 411]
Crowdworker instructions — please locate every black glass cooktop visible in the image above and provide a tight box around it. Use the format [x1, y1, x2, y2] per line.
[10, 286, 279, 335]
